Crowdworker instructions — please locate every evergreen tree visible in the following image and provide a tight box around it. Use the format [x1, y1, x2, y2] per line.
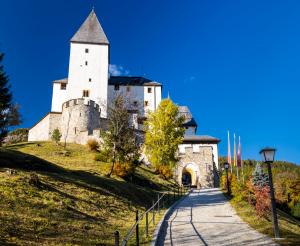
[252, 162, 269, 187]
[144, 99, 185, 175]
[51, 128, 62, 144]
[0, 52, 21, 142]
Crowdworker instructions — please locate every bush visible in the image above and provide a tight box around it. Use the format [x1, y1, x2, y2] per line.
[113, 162, 136, 178]
[86, 139, 99, 151]
[94, 150, 110, 162]
[157, 165, 173, 180]
[51, 128, 61, 144]
[254, 185, 271, 217]
[3, 128, 28, 144]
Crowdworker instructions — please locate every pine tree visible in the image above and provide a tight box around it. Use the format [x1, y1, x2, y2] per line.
[0, 52, 21, 142]
[51, 128, 62, 144]
[252, 162, 269, 187]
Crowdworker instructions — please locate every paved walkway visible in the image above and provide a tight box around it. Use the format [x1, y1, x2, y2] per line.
[157, 188, 277, 246]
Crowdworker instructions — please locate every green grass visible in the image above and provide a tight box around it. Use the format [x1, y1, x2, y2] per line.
[0, 142, 179, 245]
[226, 192, 300, 245]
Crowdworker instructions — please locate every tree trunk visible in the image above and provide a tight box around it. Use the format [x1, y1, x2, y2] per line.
[107, 143, 116, 177]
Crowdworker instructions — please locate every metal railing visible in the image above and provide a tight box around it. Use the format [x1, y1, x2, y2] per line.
[114, 186, 189, 246]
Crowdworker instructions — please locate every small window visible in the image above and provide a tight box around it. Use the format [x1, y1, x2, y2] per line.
[144, 101, 149, 106]
[74, 127, 77, 134]
[147, 87, 152, 93]
[114, 84, 120, 91]
[85, 61, 88, 66]
[133, 101, 138, 106]
[85, 48, 89, 53]
[82, 90, 89, 97]
[60, 83, 66, 90]
[126, 86, 130, 92]
[66, 101, 69, 107]
[89, 78, 92, 82]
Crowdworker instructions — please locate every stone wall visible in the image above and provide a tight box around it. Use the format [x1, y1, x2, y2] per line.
[177, 145, 214, 188]
[60, 98, 101, 143]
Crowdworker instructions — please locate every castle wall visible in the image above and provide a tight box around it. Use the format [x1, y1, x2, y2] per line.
[60, 98, 101, 143]
[28, 112, 61, 141]
[177, 145, 215, 188]
[51, 82, 67, 112]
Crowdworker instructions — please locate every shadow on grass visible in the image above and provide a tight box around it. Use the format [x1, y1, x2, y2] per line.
[0, 148, 159, 208]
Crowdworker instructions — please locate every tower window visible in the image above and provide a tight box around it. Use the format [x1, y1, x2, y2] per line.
[82, 90, 89, 97]
[147, 87, 152, 93]
[126, 86, 130, 92]
[114, 84, 120, 91]
[89, 78, 92, 82]
[144, 101, 149, 106]
[60, 83, 66, 90]
[85, 61, 88, 66]
[85, 48, 89, 53]
[133, 101, 138, 106]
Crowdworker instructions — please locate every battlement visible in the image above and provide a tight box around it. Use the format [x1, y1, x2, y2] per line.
[62, 98, 100, 112]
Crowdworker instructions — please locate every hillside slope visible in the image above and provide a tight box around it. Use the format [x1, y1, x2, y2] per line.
[0, 142, 174, 245]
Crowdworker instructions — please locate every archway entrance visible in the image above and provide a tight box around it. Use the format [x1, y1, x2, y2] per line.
[181, 163, 200, 188]
[182, 171, 192, 186]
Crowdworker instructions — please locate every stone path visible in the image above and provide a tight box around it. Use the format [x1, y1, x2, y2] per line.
[156, 188, 277, 246]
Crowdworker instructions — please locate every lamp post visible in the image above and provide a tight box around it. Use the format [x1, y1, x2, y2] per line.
[259, 147, 280, 239]
[224, 162, 230, 195]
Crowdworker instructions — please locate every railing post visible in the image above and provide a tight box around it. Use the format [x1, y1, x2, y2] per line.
[136, 210, 139, 246]
[177, 187, 179, 198]
[114, 231, 119, 246]
[158, 194, 160, 214]
[146, 210, 149, 238]
[173, 189, 175, 201]
[152, 200, 155, 225]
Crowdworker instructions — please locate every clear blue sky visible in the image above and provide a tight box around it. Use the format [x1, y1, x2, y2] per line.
[1, 0, 299, 163]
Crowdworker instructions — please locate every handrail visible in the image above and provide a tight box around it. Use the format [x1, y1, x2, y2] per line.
[121, 193, 166, 245]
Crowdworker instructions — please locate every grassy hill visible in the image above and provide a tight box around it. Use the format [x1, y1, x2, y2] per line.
[0, 142, 175, 245]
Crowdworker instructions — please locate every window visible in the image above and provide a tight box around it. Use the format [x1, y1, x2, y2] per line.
[60, 83, 66, 90]
[89, 78, 92, 82]
[144, 101, 149, 106]
[85, 48, 89, 53]
[82, 90, 89, 97]
[85, 61, 88, 66]
[74, 127, 77, 134]
[147, 87, 152, 93]
[126, 86, 130, 92]
[114, 84, 120, 91]
[133, 101, 138, 106]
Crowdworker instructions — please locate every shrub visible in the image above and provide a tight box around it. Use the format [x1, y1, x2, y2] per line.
[51, 128, 61, 144]
[94, 150, 110, 162]
[86, 139, 99, 151]
[254, 185, 271, 217]
[113, 162, 136, 178]
[157, 165, 173, 180]
[3, 128, 29, 144]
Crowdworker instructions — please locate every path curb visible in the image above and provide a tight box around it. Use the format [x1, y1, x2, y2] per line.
[150, 191, 191, 246]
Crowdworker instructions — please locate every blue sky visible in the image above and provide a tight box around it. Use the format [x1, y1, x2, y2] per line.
[1, 0, 299, 163]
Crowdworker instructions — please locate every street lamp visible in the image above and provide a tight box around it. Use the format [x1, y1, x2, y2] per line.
[259, 147, 280, 239]
[224, 162, 230, 195]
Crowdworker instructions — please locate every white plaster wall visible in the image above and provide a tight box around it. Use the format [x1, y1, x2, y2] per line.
[108, 85, 162, 116]
[51, 83, 67, 112]
[28, 115, 50, 141]
[67, 42, 109, 117]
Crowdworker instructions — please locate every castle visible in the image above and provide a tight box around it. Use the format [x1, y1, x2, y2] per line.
[28, 10, 220, 188]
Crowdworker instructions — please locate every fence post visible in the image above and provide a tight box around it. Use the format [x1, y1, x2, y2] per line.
[158, 194, 160, 214]
[177, 187, 179, 198]
[173, 189, 175, 201]
[146, 210, 149, 237]
[152, 200, 155, 225]
[114, 231, 119, 246]
[136, 210, 139, 246]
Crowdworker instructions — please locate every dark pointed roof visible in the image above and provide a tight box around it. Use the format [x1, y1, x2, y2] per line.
[183, 135, 221, 144]
[71, 10, 109, 45]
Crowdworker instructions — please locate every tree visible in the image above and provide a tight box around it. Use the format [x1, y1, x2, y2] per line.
[51, 128, 61, 144]
[102, 95, 140, 177]
[252, 162, 269, 188]
[144, 98, 185, 177]
[0, 52, 21, 142]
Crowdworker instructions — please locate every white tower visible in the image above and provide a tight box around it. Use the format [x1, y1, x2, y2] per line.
[66, 10, 109, 117]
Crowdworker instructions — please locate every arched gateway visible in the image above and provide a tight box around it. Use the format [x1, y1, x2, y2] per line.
[181, 163, 200, 187]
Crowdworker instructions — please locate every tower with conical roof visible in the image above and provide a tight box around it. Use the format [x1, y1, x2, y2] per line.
[66, 9, 109, 117]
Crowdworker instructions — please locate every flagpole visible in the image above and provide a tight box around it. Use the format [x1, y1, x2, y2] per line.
[234, 133, 239, 181]
[240, 136, 245, 183]
[228, 130, 232, 174]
